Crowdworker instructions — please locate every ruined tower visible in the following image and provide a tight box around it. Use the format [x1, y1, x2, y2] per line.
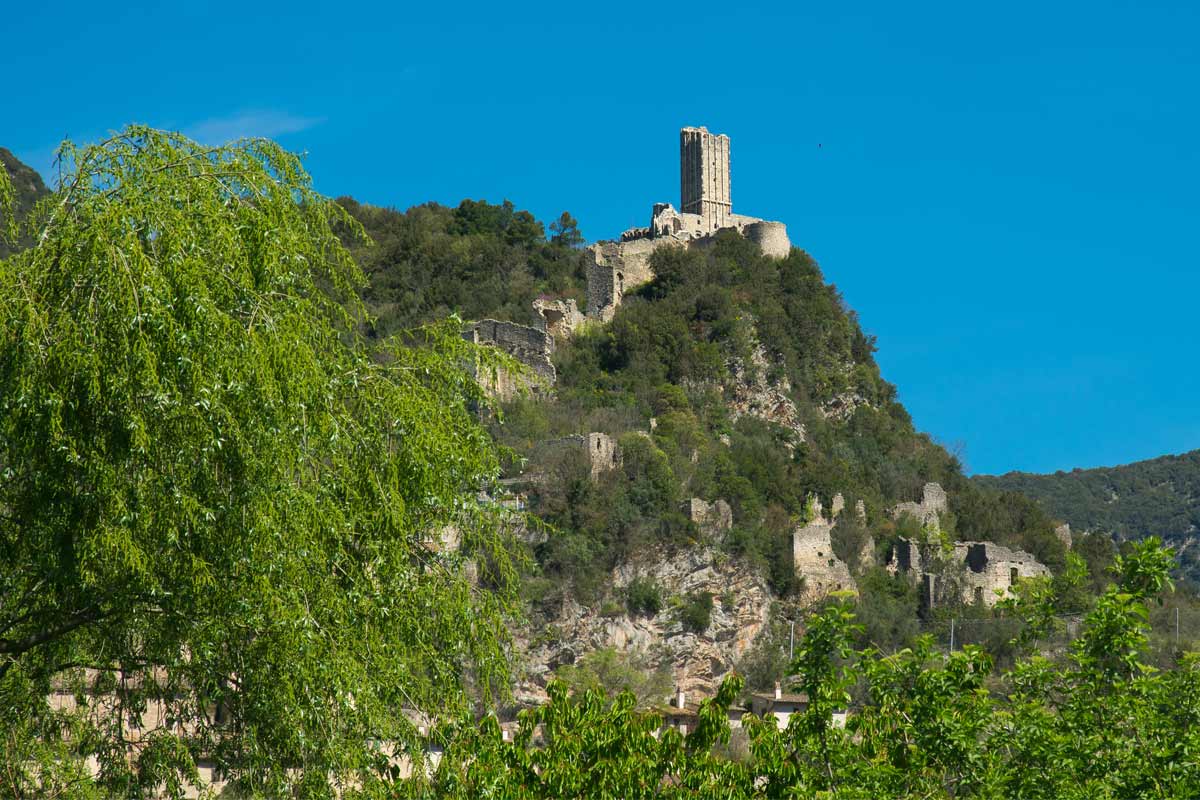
[680, 127, 731, 232]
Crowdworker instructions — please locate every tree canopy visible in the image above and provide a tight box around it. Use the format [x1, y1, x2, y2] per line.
[0, 127, 520, 797]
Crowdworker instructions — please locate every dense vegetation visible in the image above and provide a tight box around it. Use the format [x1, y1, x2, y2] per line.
[340, 198, 1077, 662]
[338, 197, 588, 335]
[6, 137, 1199, 797]
[977, 450, 1200, 582]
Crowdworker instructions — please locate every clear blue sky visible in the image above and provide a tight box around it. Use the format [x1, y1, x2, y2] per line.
[4, 0, 1198, 476]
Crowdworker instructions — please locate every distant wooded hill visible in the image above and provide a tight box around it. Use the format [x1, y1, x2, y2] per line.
[0, 148, 50, 259]
[976, 451, 1200, 581]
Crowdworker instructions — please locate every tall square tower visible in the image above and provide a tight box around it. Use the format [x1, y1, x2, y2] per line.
[680, 126, 732, 231]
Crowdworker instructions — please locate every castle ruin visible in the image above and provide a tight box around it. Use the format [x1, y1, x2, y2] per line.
[542, 127, 792, 327]
[792, 495, 857, 601]
[889, 537, 1051, 609]
[462, 318, 556, 400]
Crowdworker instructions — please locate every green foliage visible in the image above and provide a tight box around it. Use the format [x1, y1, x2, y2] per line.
[549, 210, 584, 248]
[625, 576, 664, 617]
[679, 591, 714, 634]
[0, 127, 520, 798]
[553, 647, 672, 708]
[337, 196, 588, 335]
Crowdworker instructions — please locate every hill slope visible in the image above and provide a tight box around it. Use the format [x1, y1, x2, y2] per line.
[0, 148, 50, 259]
[340, 198, 1074, 699]
[976, 451, 1200, 580]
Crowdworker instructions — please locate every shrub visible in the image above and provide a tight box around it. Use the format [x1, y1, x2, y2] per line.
[625, 577, 664, 617]
[680, 591, 714, 634]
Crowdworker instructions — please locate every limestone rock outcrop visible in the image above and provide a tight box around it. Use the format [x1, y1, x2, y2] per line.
[725, 342, 805, 442]
[515, 546, 772, 705]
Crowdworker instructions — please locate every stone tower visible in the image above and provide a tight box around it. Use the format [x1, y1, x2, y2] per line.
[680, 127, 731, 232]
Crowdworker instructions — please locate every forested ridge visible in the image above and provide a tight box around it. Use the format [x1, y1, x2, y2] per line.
[977, 450, 1200, 582]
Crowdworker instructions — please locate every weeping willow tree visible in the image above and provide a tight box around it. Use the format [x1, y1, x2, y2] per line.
[0, 127, 521, 797]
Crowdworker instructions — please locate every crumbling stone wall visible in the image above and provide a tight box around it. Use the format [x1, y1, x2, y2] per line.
[889, 536, 1050, 608]
[1055, 523, 1072, 550]
[683, 498, 733, 538]
[891, 482, 948, 529]
[793, 496, 856, 601]
[463, 319, 556, 400]
[585, 238, 671, 321]
[954, 541, 1050, 606]
[533, 296, 586, 339]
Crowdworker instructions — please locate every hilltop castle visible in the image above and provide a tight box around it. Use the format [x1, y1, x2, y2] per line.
[582, 126, 791, 322]
[474, 126, 793, 396]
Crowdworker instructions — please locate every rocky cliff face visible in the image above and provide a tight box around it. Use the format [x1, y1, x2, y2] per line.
[515, 545, 772, 705]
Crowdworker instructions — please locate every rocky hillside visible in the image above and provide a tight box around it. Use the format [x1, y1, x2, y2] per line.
[0, 148, 50, 259]
[977, 450, 1200, 582]
[341, 198, 1073, 703]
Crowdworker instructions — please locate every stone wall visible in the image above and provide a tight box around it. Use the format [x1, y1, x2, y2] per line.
[536, 432, 621, 480]
[683, 497, 733, 538]
[891, 482, 949, 529]
[889, 536, 1051, 608]
[585, 238, 670, 320]
[743, 220, 791, 259]
[533, 296, 586, 339]
[953, 541, 1051, 606]
[463, 319, 556, 400]
[793, 497, 856, 601]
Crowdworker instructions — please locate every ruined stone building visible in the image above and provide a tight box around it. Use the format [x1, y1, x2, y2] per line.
[890, 538, 1050, 609]
[891, 482, 949, 529]
[580, 126, 792, 323]
[886, 482, 1051, 608]
[682, 497, 733, 538]
[462, 318, 556, 400]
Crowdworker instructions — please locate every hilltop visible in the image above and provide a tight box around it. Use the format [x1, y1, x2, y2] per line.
[977, 450, 1200, 582]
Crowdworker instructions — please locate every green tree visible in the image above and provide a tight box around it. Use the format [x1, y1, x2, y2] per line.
[0, 128, 520, 797]
[549, 211, 584, 248]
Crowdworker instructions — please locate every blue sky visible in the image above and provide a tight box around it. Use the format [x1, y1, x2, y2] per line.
[3, 0, 1198, 475]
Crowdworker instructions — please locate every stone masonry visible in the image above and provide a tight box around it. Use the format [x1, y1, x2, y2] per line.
[683, 497, 733, 538]
[533, 296, 586, 339]
[891, 482, 949, 529]
[793, 496, 856, 601]
[463, 319, 556, 400]
[890, 538, 1050, 608]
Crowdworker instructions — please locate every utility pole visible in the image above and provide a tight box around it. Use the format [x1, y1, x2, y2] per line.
[949, 618, 955, 653]
[1176, 606, 1181, 649]
[789, 619, 796, 662]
